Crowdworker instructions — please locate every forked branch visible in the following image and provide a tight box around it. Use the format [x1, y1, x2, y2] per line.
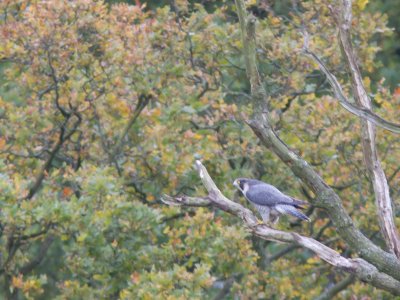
[303, 47, 400, 134]
[304, 0, 400, 257]
[234, 0, 400, 281]
[334, 0, 400, 259]
[162, 161, 400, 295]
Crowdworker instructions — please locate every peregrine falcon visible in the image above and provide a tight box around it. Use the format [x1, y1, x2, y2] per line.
[233, 178, 310, 224]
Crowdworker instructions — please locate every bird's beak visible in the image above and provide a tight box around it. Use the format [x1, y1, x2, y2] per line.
[233, 180, 238, 188]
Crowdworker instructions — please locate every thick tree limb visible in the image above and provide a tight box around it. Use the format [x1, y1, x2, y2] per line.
[233, 0, 400, 281]
[332, 0, 400, 258]
[163, 161, 400, 295]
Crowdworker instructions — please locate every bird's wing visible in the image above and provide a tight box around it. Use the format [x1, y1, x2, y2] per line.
[245, 183, 295, 206]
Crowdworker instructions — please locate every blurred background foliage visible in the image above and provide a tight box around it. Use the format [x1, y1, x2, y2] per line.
[0, 0, 399, 299]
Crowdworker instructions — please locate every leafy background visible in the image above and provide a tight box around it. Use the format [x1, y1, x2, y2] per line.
[0, 0, 399, 299]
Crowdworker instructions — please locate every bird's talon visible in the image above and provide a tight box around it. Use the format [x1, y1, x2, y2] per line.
[251, 219, 271, 229]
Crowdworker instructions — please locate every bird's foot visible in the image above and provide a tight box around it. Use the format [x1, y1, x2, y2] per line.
[250, 218, 271, 229]
[265, 221, 274, 228]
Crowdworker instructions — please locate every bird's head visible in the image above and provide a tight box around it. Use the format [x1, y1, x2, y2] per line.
[233, 178, 248, 193]
[233, 178, 263, 195]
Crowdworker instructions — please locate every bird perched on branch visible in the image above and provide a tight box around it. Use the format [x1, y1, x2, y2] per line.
[233, 178, 310, 225]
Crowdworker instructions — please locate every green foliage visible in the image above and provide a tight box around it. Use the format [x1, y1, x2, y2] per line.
[0, 0, 399, 299]
[368, 0, 400, 89]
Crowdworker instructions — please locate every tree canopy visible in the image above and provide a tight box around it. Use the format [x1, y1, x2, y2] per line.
[0, 0, 399, 299]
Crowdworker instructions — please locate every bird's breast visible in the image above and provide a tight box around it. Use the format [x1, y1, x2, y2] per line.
[242, 183, 250, 195]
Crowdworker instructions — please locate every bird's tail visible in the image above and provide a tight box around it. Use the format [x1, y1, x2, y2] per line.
[276, 205, 310, 222]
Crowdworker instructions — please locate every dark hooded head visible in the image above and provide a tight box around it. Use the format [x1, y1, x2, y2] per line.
[233, 178, 262, 192]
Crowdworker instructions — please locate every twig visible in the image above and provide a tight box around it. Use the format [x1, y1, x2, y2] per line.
[47, 49, 69, 117]
[315, 274, 355, 300]
[111, 95, 149, 159]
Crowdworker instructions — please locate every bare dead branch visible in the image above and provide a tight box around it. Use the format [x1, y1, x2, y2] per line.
[268, 220, 336, 263]
[331, 0, 400, 257]
[161, 195, 211, 207]
[303, 47, 400, 134]
[301, 18, 400, 134]
[163, 161, 400, 295]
